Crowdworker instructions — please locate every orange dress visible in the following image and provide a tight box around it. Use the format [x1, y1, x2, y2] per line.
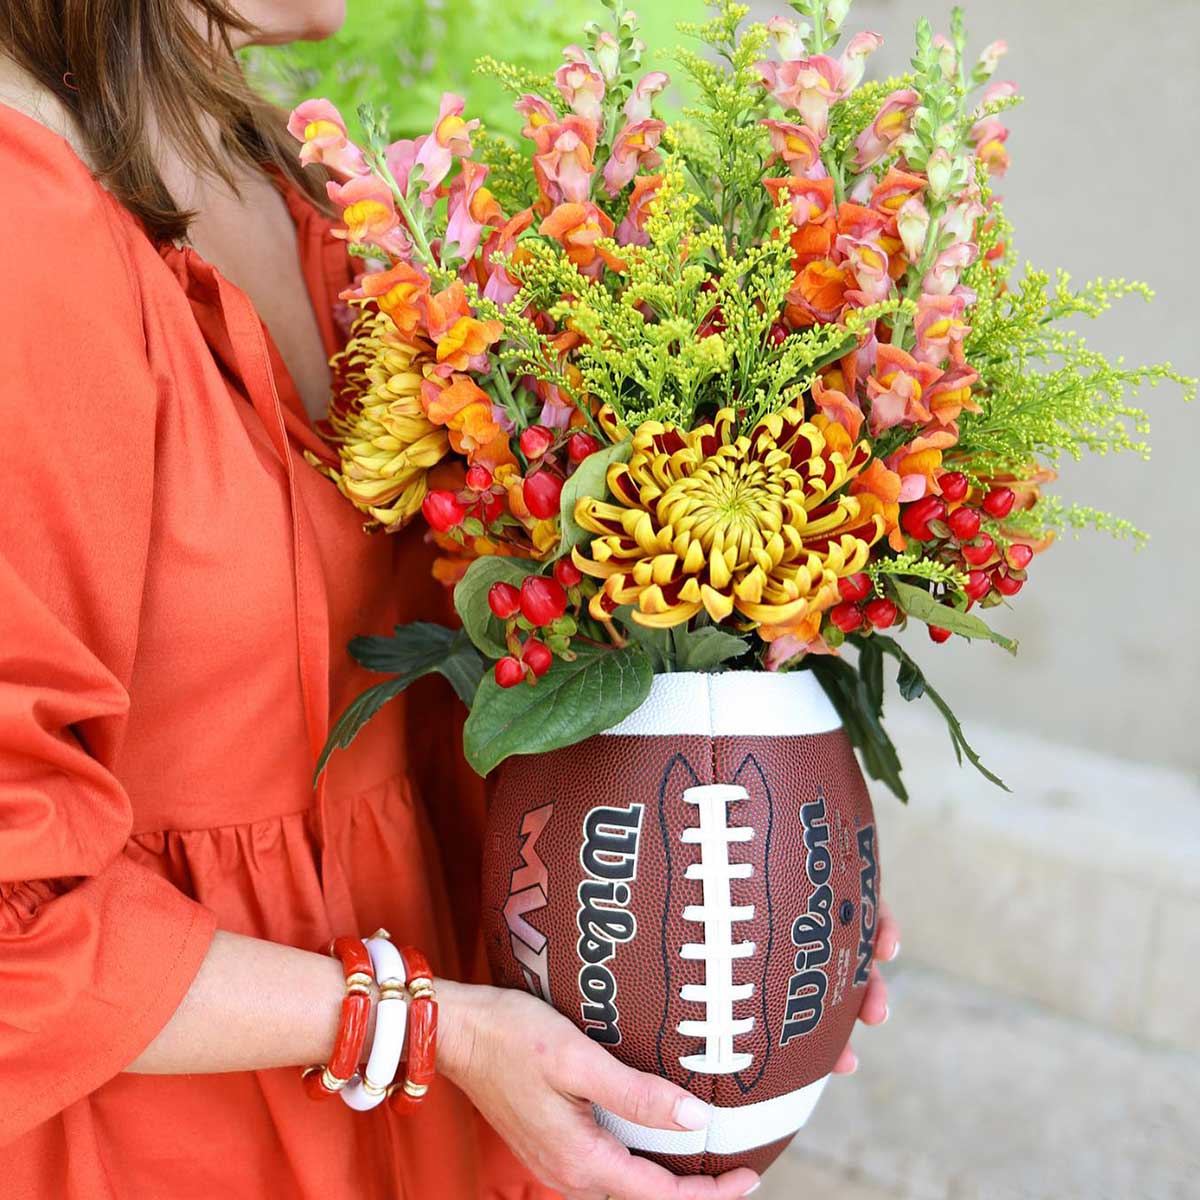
[0, 106, 550, 1200]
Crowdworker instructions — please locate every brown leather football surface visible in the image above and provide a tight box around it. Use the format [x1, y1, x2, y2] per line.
[482, 723, 879, 1178]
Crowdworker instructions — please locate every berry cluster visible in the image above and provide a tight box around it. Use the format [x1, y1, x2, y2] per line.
[419, 425, 603, 540]
[828, 572, 899, 636]
[487, 559, 584, 688]
[898, 473, 1032, 641]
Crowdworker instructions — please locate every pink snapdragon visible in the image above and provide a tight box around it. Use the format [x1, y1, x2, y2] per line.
[287, 99, 368, 178]
[758, 56, 842, 137]
[765, 16, 809, 60]
[761, 120, 825, 178]
[477, 209, 536, 304]
[515, 94, 557, 140]
[811, 374, 866, 440]
[413, 94, 479, 197]
[839, 32, 883, 93]
[854, 89, 918, 170]
[971, 117, 1011, 176]
[624, 72, 670, 123]
[896, 195, 931, 261]
[923, 241, 979, 296]
[445, 160, 503, 261]
[913, 293, 971, 367]
[384, 136, 425, 198]
[866, 345, 943, 434]
[603, 119, 666, 196]
[326, 176, 410, 257]
[837, 235, 892, 306]
[556, 56, 606, 123]
[533, 116, 599, 206]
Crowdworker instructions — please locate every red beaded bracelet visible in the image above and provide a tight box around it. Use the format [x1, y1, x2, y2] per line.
[302, 936, 376, 1101]
[387, 945, 437, 1114]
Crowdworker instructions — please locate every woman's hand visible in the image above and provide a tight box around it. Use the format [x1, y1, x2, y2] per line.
[831, 899, 901, 1075]
[437, 981, 761, 1200]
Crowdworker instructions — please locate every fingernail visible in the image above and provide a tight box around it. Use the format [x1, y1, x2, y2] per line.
[846, 1051, 859, 1073]
[882, 1005, 890, 1024]
[742, 1183, 762, 1196]
[675, 1095, 709, 1130]
[889, 940, 901, 962]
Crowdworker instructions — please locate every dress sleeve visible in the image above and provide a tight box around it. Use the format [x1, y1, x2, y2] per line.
[0, 137, 217, 1145]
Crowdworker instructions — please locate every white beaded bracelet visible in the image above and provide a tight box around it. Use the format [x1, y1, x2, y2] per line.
[340, 934, 408, 1113]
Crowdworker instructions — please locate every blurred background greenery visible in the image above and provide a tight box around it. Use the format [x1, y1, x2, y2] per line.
[244, 0, 681, 140]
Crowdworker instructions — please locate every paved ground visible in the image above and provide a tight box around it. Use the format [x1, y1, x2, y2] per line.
[761, 966, 1200, 1200]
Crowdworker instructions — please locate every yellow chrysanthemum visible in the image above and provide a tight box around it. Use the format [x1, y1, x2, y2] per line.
[313, 309, 450, 530]
[572, 406, 885, 632]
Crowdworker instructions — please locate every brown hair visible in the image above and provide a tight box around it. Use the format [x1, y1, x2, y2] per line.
[0, 0, 328, 242]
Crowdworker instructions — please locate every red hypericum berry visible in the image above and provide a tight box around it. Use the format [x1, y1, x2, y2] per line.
[487, 581, 521, 620]
[961, 532, 996, 567]
[830, 601, 864, 633]
[939, 472, 969, 503]
[947, 506, 982, 542]
[838, 572, 872, 603]
[521, 638, 553, 678]
[553, 558, 583, 588]
[982, 487, 1016, 519]
[566, 432, 602, 464]
[1006, 543, 1034, 570]
[520, 576, 568, 627]
[465, 464, 493, 492]
[901, 495, 948, 542]
[993, 571, 1025, 597]
[768, 322, 789, 347]
[519, 425, 555, 460]
[494, 656, 525, 688]
[964, 570, 991, 602]
[865, 598, 898, 629]
[928, 625, 953, 644]
[422, 489, 467, 533]
[523, 471, 564, 520]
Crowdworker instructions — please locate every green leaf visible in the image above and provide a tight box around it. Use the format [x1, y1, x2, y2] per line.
[870, 634, 1010, 792]
[557, 440, 632, 555]
[671, 625, 749, 672]
[463, 643, 654, 776]
[892, 580, 1018, 654]
[453, 557, 539, 658]
[317, 624, 485, 782]
[613, 608, 672, 672]
[804, 655, 909, 803]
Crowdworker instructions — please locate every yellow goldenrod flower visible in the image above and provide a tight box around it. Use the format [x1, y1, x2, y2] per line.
[312, 309, 450, 531]
[572, 406, 884, 632]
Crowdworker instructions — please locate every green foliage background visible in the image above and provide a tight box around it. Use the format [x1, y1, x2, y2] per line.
[243, 0, 678, 140]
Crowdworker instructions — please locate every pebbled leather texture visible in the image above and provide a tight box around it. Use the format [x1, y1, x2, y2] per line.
[482, 675, 879, 1178]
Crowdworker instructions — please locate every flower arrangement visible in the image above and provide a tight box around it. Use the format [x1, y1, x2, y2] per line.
[292, 0, 1192, 798]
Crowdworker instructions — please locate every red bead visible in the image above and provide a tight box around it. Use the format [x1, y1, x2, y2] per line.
[961, 533, 996, 567]
[421, 489, 467, 533]
[519, 425, 554, 460]
[566, 432, 601, 464]
[465, 464, 493, 491]
[303, 936, 377, 1101]
[1006, 543, 1034, 570]
[830, 601, 864, 633]
[947, 506, 982, 541]
[864, 598, 898, 629]
[522, 638, 553, 677]
[838, 572, 872, 603]
[478, 492, 504, 524]
[964, 570, 991, 601]
[494, 656, 525, 688]
[523, 471, 564, 520]
[553, 558, 583, 588]
[993, 571, 1024, 596]
[939, 471, 969, 503]
[982, 487, 1016, 519]
[928, 625, 953, 644]
[520, 576, 568, 626]
[901, 495, 947, 542]
[768, 322, 789, 346]
[487, 581, 521, 620]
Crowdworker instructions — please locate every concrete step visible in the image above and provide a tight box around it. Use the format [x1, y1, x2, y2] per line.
[762, 965, 1200, 1200]
[861, 705, 1200, 1051]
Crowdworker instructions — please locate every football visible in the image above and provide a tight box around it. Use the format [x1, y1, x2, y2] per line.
[482, 671, 879, 1177]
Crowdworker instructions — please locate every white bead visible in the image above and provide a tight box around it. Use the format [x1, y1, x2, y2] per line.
[340, 937, 408, 1113]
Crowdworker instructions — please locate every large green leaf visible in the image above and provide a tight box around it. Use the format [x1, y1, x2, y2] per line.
[870, 634, 1010, 792]
[557, 440, 632, 555]
[671, 625, 749, 672]
[463, 643, 654, 776]
[317, 624, 484, 782]
[805, 654, 909, 803]
[453, 557, 539, 658]
[892, 581, 1018, 654]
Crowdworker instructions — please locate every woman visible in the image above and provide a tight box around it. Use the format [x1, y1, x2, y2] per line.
[0, 2, 897, 1197]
